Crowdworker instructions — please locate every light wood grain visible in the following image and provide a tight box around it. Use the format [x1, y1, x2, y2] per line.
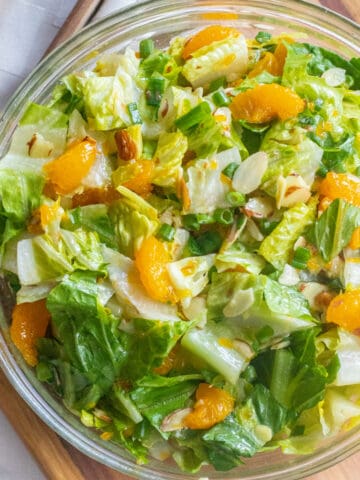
[1, 1, 359, 479]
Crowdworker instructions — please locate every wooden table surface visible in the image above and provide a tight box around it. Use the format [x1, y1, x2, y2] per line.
[0, 0, 359, 479]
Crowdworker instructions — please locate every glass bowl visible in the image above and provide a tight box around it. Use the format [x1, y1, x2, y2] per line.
[0, 1, 360, 479]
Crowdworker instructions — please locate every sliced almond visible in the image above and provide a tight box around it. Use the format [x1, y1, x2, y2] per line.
[232, 151, 268, 194]
[161, 408, 192, 432]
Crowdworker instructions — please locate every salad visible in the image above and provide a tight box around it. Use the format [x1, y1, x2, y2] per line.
[1, 24, 360, 473]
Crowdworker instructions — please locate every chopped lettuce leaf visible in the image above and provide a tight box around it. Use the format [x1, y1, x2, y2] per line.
[182, 320, 251, 384]
[109, 186, 159, 257]
[168, 254, 215, 299]
[182, 35, 248, 88]
[259, 199, 317, 270]
[17, 229, 104, 285]
[130, 377, 199, 434]
[125, 318, 190, 379]
[312, 199, 360, 262]
[152, 131, 188, 187]
[46, 271, 129, 394]
[65, 204, 117, 248]
[185, 147, 241, 214]
[261, 123, 323, 196]
[207, 272, 315, 335]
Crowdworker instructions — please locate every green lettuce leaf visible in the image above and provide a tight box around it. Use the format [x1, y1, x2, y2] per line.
[181, 320, 251, 385]
[125, 318, 190, 379]
[16, 229, 105, 285]
[252, 327, 334, 414]
[185, 147, 241, 214]
[130, 376, 199, 434]
[258, 198, 317, 270]
[152, 131, 187, 187]
[202, 414, 260, 471]
[182, 35, 248, 88]
[311, 198, 360, 262]
[260, 123, 323, 196]
[109, 186, 159, 257]
[207, 272, 315, 335]
[46, 271, 129, 394]
[64, 204, 117, 248]
[294, 43, 360, 89]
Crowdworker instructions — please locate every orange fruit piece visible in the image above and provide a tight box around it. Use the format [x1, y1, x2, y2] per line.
[10, 300, 51, 367]
[135, 235, 177, 303]
[182, 25, 240, 60]
[184, 383, 234, 430]
[326, 289, 360, 332]
[230, 83, 305, 123]
[319, 172, 360, 208]
[274, 41, 289, 73]
[248, 52, 282, 79]
[122, 160, 154, 197]
[43, 136, 97, 195]
[349, 227, 360, 250]
[71, 187, 120, 208]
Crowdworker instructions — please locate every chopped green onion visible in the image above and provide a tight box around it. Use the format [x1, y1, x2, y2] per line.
[291, 246, 311, 270]
[127, 102, 142, 124]
[175, 102, 212, 132]
[214, 208, 234, 225]
[222, 162, 239, 179]
[157, 223, 176, 242]
[187, 231, 222, 256]
[182, 213, 214, 231]
[139, 38, 155, 59]
[212, 90, 230, 107]
[209, 76, 226, 93]
[255, 31, 272, 43]
[355, 166, 360, 177]
[259, 219, 279, 235]
[146, 77, 166, 107]
[226, 191, 246, 207]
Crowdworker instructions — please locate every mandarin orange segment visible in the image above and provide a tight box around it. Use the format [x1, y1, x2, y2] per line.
[248, 52, 281, 79]
[182, 25, 240, 60]
[122, 160, 154, 197]
[184, 383, 234, 430]
[39, 200, 63, 229]
[319, 172, 360, 208]
[230, 84, 305, 123]
[349, 227, 360, 250]
[274, 41, 289, 73]
[71, 186, 121, 207]
[135, 235, 177, 303]
[326, 289, 360, 332]
[43, 136, 97, 195]
[10, 300, 51, 367]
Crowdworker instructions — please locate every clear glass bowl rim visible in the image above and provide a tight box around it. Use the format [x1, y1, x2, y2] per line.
[0, 1, 360, 479]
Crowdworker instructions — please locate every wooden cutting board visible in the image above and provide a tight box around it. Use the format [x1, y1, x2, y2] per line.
[0, 1, 359, 479]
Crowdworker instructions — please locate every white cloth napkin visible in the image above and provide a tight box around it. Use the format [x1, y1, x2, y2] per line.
[0, 0, 138, 109]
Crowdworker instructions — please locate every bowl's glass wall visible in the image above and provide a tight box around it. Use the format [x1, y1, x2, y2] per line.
[0, 1, 360, 479]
